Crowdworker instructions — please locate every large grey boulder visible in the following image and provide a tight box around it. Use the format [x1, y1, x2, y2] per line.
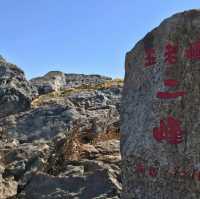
[0, 104, 80, 141]
[121, 9, 200, 199]
[0, 58, 37, 118]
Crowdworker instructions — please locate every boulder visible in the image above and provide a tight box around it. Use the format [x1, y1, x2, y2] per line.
[121, 9, 200, 199]
[0, 104, 80, 141]
[0, 58, 37, 118]
[30, 71, 66, 95]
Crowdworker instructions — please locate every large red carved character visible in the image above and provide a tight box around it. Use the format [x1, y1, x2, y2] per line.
[156, 91, 186, 99]
[185, 40, 200, 60]
[156, 79, 186, 99]
[153, 116, 183, 145]
[144, 48, 156, 67]
[149, 166, 158, 177]
[164, 43, 178, 64]
[135, 163, 145, 173]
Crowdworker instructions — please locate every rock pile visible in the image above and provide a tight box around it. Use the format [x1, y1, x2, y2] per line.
[0, 57, 122, 199]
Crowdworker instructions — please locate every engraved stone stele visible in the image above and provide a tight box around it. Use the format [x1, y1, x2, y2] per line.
[121, 9, 200, 199]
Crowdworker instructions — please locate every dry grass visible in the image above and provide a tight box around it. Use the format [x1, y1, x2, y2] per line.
[92, 130, 120, 144]
[31, 79, 123, 108]
[62, 123, 83, 161]
[45, 119, 120, 176]
[62, 125, 120, 161]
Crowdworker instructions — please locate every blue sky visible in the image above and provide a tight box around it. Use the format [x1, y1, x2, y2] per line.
[0, 1, 199, 79]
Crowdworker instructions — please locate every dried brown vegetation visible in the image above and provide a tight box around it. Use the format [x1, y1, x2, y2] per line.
[31, 79, 123, 108]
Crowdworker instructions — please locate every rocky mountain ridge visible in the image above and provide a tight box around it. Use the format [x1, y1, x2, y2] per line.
[0, 57, 122, 199]
[30, 71, 112, 95]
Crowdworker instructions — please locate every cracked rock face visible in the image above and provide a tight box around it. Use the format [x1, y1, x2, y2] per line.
[0, 175, 18, 199]
[121, 9, 200, 199]
[30, 71, 112, 95]
[0, 133, 121, 199]
[0, 58, 37, 118]
[0, 59, 122, 198]
[17, 140, 121, 199]
[0, 83, 121, 142]
[0, 104, 79, 141]
[30, 71, 67, 95]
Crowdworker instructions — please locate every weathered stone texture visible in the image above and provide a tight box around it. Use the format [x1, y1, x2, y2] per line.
[0, 58, 37, 118]
[121, 9, 200, 199]
[0, 63, 122, 198]
[30, 71, 112, 95]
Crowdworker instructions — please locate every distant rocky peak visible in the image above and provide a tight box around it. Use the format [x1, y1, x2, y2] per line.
[44, 71, 65, 79]
[30, 71, 112, 95]
[0, 55, 6, 62]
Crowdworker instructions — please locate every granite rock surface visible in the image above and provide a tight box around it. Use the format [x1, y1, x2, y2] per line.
[121, 9, 200, 199]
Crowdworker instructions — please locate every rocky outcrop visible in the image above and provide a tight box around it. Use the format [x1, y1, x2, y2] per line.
[30, 71, 66, 95]
[17, 138, 121, 199]
[0, 104, 79, 141]
[0, 60, 122, 199]
[0, 58, 37, 118]
[0, 175, 18, 199]
[0, 80, 122, 142]
[64, 74, 112, 88]
[0, 121, 121, 199]
[30, 71, 112, 95]
[121, 9, 200, 199]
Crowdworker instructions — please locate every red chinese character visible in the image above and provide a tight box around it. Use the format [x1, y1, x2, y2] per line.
[157, 78, 186, 99]
[153, 119, 166, 142]
[185, 41, 200, 60]
[164, 79, 179, 87]
[194, 171, 200, 181]
[149, 166, 158, 177]
[135, 163, 145, 174]
[153, 116, 183, 145]
[144, 48, 156, 67]
[164, 43, 178, 64]
[156, 91, 186, 99]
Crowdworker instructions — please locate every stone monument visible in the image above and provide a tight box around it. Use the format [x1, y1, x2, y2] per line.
[121, 9, 200, 199]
